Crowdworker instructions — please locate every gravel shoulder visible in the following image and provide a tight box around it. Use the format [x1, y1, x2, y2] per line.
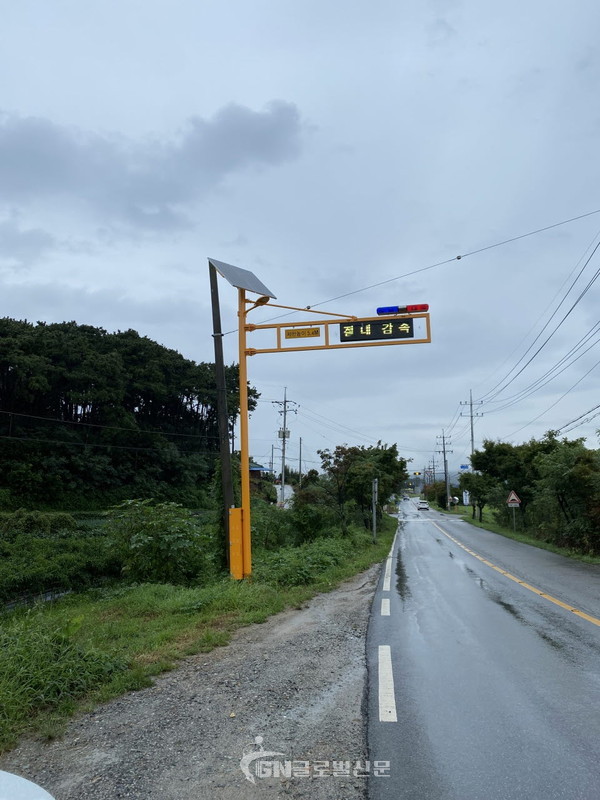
[0, 565, 381, 800]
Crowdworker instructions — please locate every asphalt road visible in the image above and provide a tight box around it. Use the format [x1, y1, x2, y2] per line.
[367, 501, 600, 800]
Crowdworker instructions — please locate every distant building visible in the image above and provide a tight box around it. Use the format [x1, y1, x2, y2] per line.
[249, 460, 269, 479]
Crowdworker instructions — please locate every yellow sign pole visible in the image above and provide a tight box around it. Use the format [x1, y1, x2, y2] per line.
[209, 259, 432, 581]
[237, 288, 252, 578]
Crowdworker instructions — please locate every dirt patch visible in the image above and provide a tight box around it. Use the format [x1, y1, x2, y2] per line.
[0, 566, 380, 799]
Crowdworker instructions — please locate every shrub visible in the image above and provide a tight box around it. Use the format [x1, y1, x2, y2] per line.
[0, 534, 122, 603]
[0, 509, 78, 541]
[250, 499, 295, 549]
[253, 536, 355, 586]
[288, 501, 337, 543]
[105, 499, 217, 585]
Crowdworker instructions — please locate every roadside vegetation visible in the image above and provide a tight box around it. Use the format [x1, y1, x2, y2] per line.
[460, 508, 600, 564]
[0, 512, 397, 752]
[0, 317, 408, 751]
[422, 432, 600, 559]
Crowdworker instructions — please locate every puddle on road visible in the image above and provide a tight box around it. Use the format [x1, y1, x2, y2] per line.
[395, 548, 411, 600]
[461, 565, 570, 654]
[491, 595, 524, 622]
[463, 563, 487, 590]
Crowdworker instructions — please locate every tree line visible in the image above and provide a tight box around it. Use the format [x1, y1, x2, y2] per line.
[0, 318, 256, 509]
[458, 433, 600, 554]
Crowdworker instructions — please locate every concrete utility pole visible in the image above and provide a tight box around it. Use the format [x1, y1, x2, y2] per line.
[429, 454, 437, 483]
[273, 388, 297, 505]
[281, 388, 288, 505]
[436, 430, 453, 509]
[460, 389, 483, 456]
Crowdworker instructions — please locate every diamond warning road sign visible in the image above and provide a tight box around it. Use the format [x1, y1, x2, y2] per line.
[507, 490, 521, 506]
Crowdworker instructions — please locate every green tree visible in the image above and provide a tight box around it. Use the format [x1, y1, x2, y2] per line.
[458, 471, 498, 521]
[318, 442, 408, 533]
[0, 318, 258, 509]
[470, 435, 559, 526]
[532, 438, 600, 552]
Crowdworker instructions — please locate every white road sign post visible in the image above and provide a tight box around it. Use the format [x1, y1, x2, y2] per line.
[506, 490, 521, 532]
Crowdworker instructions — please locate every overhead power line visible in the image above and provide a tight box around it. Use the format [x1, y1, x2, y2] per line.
[0, 408, 222, 440]
[485, 322, 600, 416]
[556, 402, 600, 434]
[0, 433, 216, 454]
[306, 209, 600, 311]
[472, 226, 600, 394]
[500, 355, 600, 440]
[224, 208, 600, 333]
[477, 238, 600, 405]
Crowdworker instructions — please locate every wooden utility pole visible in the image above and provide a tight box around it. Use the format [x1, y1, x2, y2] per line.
[209, 263, 235, 568]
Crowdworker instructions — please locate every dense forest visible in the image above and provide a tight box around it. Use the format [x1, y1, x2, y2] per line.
[0, 318, 256, 509]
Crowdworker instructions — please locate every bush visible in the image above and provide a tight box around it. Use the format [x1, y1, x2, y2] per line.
[0, 534, 122, 603]
[251, 500, 295, 549]
[105, 499, 217, 585]
[289, 501, 337, 543]
[0, 509, 78, 541]
[253, 536, 355, 586]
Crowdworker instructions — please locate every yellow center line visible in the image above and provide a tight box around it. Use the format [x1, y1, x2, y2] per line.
[430, 520, 600, 629]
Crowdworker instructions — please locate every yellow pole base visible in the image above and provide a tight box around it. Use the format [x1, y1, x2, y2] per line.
[229, 507, 244, 580]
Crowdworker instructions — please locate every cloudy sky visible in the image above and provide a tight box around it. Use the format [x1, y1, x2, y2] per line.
[2, 0, 600, 478]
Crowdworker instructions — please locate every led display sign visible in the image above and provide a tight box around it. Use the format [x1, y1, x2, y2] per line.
[339, 318, 415, 342]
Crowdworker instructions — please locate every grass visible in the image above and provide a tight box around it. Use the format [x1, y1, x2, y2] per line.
[459, 508, 600, 565]
[0, 518, 396, 751]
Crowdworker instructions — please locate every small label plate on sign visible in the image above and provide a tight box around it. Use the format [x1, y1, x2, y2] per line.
[284, 327, 320, 339]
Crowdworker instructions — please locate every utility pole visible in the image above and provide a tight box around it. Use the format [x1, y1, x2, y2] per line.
[281, 387, 288, 505]
[372, 478, 378, 542]
[460, 389, 483, 456]
[428, 455, 437, 485]
[436, 430, 453, 510]
[272, 388, 297, 506]
[208, 263, 235, 568]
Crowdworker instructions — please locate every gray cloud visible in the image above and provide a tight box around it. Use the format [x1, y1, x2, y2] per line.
[0, 101, 303, 231]
[0, 217, 56, 268]
[0, 280, 209, 359]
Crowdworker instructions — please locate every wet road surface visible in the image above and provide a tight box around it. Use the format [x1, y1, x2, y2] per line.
[367, 502, 600, 800]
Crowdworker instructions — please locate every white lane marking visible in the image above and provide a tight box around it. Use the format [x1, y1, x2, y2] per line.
[383, 558, 392, 591]
[381, 598, 390, 616]
[378, 645, 398, 722]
